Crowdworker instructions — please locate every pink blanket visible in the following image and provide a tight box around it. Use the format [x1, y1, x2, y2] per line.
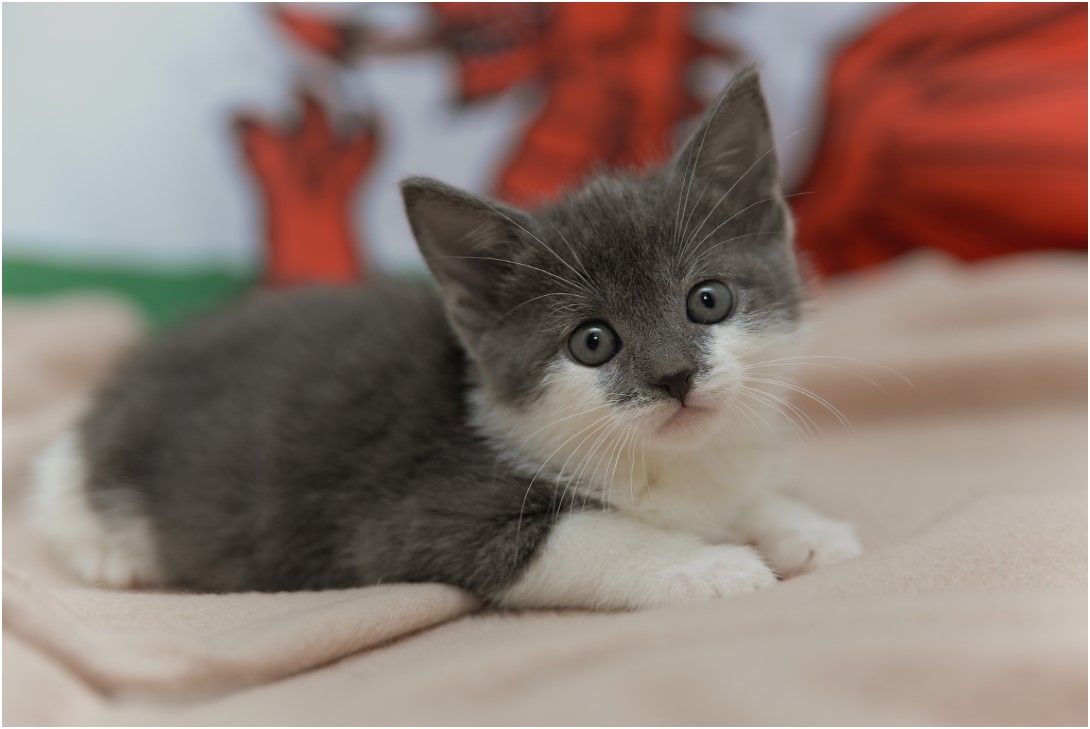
[4, 252, 1086, 725]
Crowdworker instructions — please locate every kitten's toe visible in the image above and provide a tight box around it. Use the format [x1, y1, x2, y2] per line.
[760, 519, 862, 579]
[646, 545, 776, 608]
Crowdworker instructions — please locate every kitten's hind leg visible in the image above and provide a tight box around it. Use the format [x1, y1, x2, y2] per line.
[30, 431, 162, 588]
[495, 511, 775, 610]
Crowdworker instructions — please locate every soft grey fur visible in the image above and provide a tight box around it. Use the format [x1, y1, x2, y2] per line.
[76, 68, 802, 599]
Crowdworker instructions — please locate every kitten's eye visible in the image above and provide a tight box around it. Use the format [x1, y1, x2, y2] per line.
[568, 321, 620, 367]
[686, 280, 734, 324]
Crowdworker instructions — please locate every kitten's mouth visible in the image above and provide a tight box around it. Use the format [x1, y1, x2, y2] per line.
[656, 404, 714, 435]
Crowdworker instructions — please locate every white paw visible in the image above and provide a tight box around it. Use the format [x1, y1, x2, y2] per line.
[66, 538, 158, 588]
[643, 545, 776, 608]
[758, 518, 862, 579]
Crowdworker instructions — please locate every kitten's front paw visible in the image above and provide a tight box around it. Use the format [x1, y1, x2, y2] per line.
[644, 545, 776, 608]
[758, 518, 862, 579]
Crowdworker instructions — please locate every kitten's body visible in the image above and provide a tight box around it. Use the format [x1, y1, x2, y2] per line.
[33, 69, 861, 610]
[42, 284, 568, 596]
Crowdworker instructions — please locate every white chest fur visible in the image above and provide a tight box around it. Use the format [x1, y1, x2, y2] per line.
[476, 377, 793, 543]
[615, 437, 781, 541]
[589, 405, 791, 542]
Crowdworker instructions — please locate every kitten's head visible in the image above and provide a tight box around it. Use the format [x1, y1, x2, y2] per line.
[402, 68, 803, 454]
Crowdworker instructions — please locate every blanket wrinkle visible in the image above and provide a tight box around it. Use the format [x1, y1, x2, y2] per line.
[3, 562, 479, 697]
[3, 253, 1086, 725]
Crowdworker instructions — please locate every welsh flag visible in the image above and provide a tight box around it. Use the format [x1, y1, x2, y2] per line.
[5, 3, 1085, 327]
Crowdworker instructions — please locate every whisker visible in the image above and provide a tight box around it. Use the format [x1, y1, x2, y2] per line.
[554, 408, 623, 512]
[745, 354, 915, 389]
[514, 411, 614, 556]
[544, 217, 595, 291]
[745, 360, 881, 389]
[684, 190, 816, 258]
[688, 230, 788, 271]
[738, 384, 819, 441]
[746, 376, 853, 434]
[628, 426, 640, 513]
[552, 411, 622, 515]
[563, 412, 624, 521]
[583, 421, 623, 514]
[599, 420, 636, 513]
[638, 432, 664, 519]
[673, 87, 735, 252]
[513, 403, 612, 448]
[728, 394, 777, 437]
[499, 291, 586, 322]
[424, 254, 588, 295]
[730, 386, 775, 436]
[678, 129, 804, 259]
[571, 409, 623, 505]
[748, 383, 825, 438]
[479, 200, 595, 295]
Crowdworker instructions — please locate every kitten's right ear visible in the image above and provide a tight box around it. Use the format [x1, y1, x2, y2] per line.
[401, 176, 527, 322]
[671, 66, 780, 201]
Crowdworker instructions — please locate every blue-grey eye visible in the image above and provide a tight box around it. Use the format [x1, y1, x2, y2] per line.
[686, 280, 734, 324]
[568, 322, 620, 367]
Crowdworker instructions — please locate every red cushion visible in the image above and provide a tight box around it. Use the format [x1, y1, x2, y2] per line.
[791, 3, 1088, 276]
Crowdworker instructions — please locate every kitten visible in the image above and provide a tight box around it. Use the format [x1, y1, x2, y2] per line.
[31, 68, 861, 610]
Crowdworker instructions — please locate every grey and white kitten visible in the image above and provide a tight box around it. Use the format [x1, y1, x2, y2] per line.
[32, 69, 860, 610]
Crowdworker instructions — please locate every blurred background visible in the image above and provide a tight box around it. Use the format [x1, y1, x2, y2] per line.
[3, 2, 1087, 326]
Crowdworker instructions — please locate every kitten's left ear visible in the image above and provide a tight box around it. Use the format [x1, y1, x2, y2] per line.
[672, 66, 780, 200]
[401, 176, 529, 329]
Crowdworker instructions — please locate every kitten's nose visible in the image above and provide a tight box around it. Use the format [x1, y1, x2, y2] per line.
[653, 369, 694, 405]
